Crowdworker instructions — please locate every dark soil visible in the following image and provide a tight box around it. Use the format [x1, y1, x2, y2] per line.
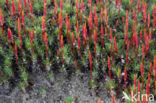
[0, 69, 119, 103]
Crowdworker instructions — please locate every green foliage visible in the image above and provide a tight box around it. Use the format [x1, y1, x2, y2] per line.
[21, 72, 28, 81]
[105, 80, 116, 91]
[47, 72, 54, 79]
[39, 87, 46, 94]
[18, 81, 26, 90]
[65, 96, 73, 103]
[92, 69, 98, 79]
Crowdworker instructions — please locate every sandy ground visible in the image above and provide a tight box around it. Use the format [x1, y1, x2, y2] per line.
[0, 69, 117, 103]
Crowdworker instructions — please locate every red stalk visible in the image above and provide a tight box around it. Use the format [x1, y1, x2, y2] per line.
[18, 1, 22, 16]
[101, 6, 103, 23]
[59, 27, 62, 45]
[126, 10, 129, 28]
[114, 19, 119, 29]
[126, 51, 129, 64]
[150, 62, 153, 75]
[138, 80, 141, 93]
[148, 13, 150, 28]
[80, 0, 83, 14]
[88, 9, 93, 40]
[112, 94, 115, 103]
[124, 67, 127, 89]
[137, 0, 140, 13]
[80, 0, 83, 22]
[132, 21, 136, 52]
[141, 62, 144, 88]
[74, 60, 77, 69]
[104, 5, 108, 24]
[52, 0, 58, 23]
[55, 0, 58, 12]
[96, 0, 99, 3]
[76, 0, 79, 19]
[0, 9, 4, 33]
[130, 88, 134, 103]
[18, 18, 23, 55]
[59, 12, 63, 29]
[142, 2, 147, 24]
[29, 1, 34, 22]
[145, 36, 149, 57]
[146, 82, 150, 96]
[115, 0, 118, 10]
[118, 0, 121, 12]
[8, 28, 14, 46]
[94, 30, 97, 58]
[101, 23, 104, 48]
[60, 0, 63, 12]
[113, 36, 117, 53]
[98, 98, 101, 103]
[144, 28, 147, 43]
[65, 14, 69, 41]
[108, 56, 111, 79]
[27, 0, 30, 4]
[22, 11, 25, 34]
[89, 51, 92, 80]
[68, 19, 71, 33]
[14, 43, 18, 64]
[148, 72, 150, 86]
[134, 75, 137, 93]
[24, 0, 28, 16]
[44, 0, 47, 17]
[19, 0, 21, 6]
[110, 28, 113, 40]
[125, 11, 129, 44]
[8, 28, 11, 46]
[11, 0, 16, 18]
[94, 13, 98, 29]
[133, 9, 135, 22]
[57, 49, 59, 57]
[144, 29, 147, 49]
[65, 14, 68, 30]
[61, 35, 64, 64]
[82, 23, 87, 48]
